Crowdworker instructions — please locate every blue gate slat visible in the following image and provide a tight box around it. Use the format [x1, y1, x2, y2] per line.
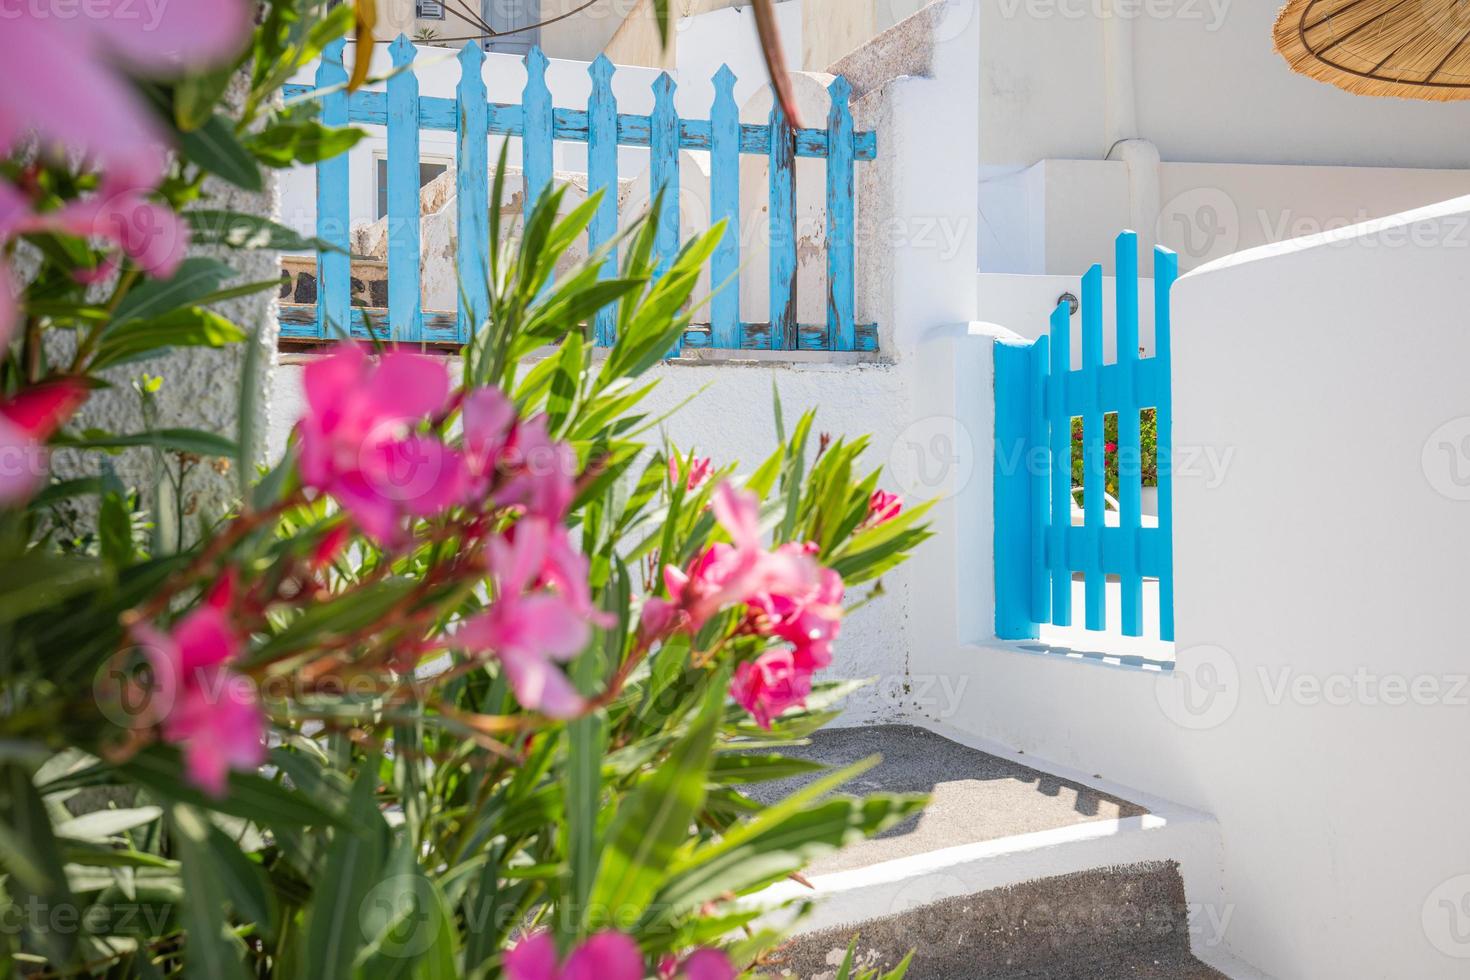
[1081, 263, 1105, 631]
[387, 35, 422, 342]
[1028, 334, 1051, 625]
[315, 39, 350, 341]
[1115, 230, 1144, 637]
[650, 72, 681, 357]
[995, 340, 1039, 640]
[1047, 301, 1072, 626]
[1155, 246, 1179, 642]
[709, 65, 741, 350]
[1062, 526, 1166, 579]
[587, 55, 619, 347]
[456, 42, 490, 343]
[1060, 359, 1163, 415]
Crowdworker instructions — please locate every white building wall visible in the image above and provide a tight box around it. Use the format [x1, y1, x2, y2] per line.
[978, 1, 1470, 170]
[928, 196, 1470, 979]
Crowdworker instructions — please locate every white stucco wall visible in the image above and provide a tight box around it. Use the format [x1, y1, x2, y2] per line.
[917, 196, 1470, 979]
[981, 157, 1470, 276]
[977, 0, 1470, 170]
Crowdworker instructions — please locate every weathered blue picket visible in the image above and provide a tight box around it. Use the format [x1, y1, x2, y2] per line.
[709, 66, 740, 350]
[315, 40, 350, 340]
[587, 56, 618, 347]
[522, 48, 553, 231]
[280, 38, 878, 352]
[769, 100, 797, 351]
[456, 42, 490, 344]
[825, 76, 855, 352]
[387, 36, 421, 341]
[994, 231, 1177, 643]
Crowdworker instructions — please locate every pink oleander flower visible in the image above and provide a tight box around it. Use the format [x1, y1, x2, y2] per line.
[659, 949, 737, 980]
[45, 185, 190, 278]
[0, 378, 89, 505]
[131, 601, 265, 797]
[451, 520, 596, 718]
[746, 556, 845, 673]
[0, 0, 250, 188]
[505, 931, 643, 980]
[865, 489, 903, 528]
[648, 483, 818, 637]
[668, 451, 713, 492]
[461, 386, 578, 522]
[296, 344, 464, 545]
[731, 648, 813, 730]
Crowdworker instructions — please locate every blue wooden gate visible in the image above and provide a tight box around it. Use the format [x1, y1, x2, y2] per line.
[993, 231, 1178, 642]
[281, 37, 878, 353]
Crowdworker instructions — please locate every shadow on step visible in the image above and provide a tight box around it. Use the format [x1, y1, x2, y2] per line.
[743, 725, 1148, 875]
[767, 862, 1226, 980]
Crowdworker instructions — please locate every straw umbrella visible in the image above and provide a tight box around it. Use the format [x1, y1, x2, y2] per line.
[1274, 0, 1470, 100]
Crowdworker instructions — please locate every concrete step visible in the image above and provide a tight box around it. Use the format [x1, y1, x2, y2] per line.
[737, 724, 1256, 978]
[765, 862, 1226, 980]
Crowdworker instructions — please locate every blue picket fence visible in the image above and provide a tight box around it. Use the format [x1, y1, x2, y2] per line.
[994, 231, 1178, 642]
[280, 36, 879, 352]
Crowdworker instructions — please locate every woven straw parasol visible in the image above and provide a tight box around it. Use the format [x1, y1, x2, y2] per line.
[1274, 0, 1470, 100]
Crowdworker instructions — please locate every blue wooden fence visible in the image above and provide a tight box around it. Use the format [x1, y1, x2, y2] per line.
[994, 231, 1178, 642]
[280, 37, 878, 352]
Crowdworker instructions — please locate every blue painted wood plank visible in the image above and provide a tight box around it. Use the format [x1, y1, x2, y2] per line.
[1048, 301, 1072, 626]
[995, 339, 1040, 640]
[283, 83, 880, 160]
[456, 42, 490, 344]
[315, 39, 350, 341]
[826, 76, 856, 352]
[1028, 334, 1051, 625]
[1081, 263, 1105, 631]
[280, 307, 880, 352]
[284, 84, 879, 160]
[522, 47, 553, 229]
[769, 100, 797, 351]
[1155, 245, 1178, 642]
[1115, 230, 1143, 637]
[587, 56, 619, 347]
[710, 65, 741, 350]
[650, 72, 681, 356]
[387, 35, 422, 342]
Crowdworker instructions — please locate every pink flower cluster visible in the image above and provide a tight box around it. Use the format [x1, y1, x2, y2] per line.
[505, 932, 734, 980]
[130, 583, 265, 797]
[297, 344, 466, 545]
[297, 345, 582, 546]
[297, 344, 600, 717]
[640, 483, 847, 730]
[0, 0, 253, 329]
[451, 517, 609, 718]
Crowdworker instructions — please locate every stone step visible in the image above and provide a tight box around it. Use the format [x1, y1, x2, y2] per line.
[764, 862, 1227, 980]
[735, 724, 1256, 978]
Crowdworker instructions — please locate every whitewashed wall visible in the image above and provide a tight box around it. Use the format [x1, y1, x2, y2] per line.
[976, 1, 1470, 170]
[921, 196, 1470, 979]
